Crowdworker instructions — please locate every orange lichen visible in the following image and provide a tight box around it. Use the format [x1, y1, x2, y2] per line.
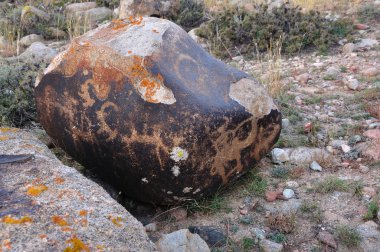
[111, 19, 129, 30]
[129, 16, 143, 26]
[54, 176, 65, 184]
[78, 210, 88, 217]
[1, 215, 32, 224]
[39, 234, 47, 239]
[80, 219, 88, 227]
[128, 50, 132, 54]
[109, 216, 123, 227]
[26, 184, 48, 196]
[64, 236, 90, 252]
[0, 136, 9, 141]
[62, 227, 73, 232]
[140, 78, 159, 103]
[3, 239, 11, 250]
[51, 215, 69, 226]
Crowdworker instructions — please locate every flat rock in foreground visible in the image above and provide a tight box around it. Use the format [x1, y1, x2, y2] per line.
[35, 17, 281, 204]
[0, 128, 155, 251]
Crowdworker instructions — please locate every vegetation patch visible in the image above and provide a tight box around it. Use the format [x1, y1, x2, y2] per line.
[363, 201, 379, 221]
[196, 4, 353, 58]
[335, 225, 362, 248]
[315, 176, 349, 193]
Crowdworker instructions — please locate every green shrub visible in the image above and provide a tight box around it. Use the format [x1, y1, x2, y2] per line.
[363, 201, 379, 220]
[196, 4, 353, 58]
[0, 60, 46, 127]
[172, 0, 205, 31]
[335, 225, 362, 248]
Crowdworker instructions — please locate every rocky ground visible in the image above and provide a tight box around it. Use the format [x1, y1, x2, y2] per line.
[1, 0, 380, 252]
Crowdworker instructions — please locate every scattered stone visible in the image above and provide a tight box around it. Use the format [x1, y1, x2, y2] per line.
[240, 209, 248, 215]
[35, 17, 281, 204]
[282, 189, 295, 199]
[285, 147, 331, 164]
[66, 2, 97, 13]
[251, 227, 266, 241]
[363, 129, 380, 140]
[361, 67, 379, 77]
[355, 39, 379, 51]
[355, 24, 369, 30]
[357, 221, 380, 252]
[46, 27, 67, 39]
[317, 231, 337, 249]
[324, 66, 340, 80]
[271, 148, 289, 164]
[82, 7, 113, 24]
[259, 239, 283, 252]
[326, 146, 334, 154]
[188, 226, 226, 248]
[285, 181, 299, 188]
[264, 199, 302, 215]
[329, 139, 347, 149]
[342, 43, 355, 55]
[0, 128, 155, 251]
[240, 215, 254, 225]
[18, 42, 57, 64]
[359, 165, 370, 174]
[369, 122, 380, 129]
[295, 73, 310, 85]
[266, 191, 279, 202]
[156, 229, 210, 252]
[119, 0, 180, 18]
[310, 161, 322, 171]
[344, 78, 360, 90]
[341, 144, 351, 153]
[304, 122, 312, 133]
[281, 118, 290, 129]
[145, 222, 157, 232]
[170, 207, 187, 221]
[363, 187, 377, 199]
[19, 34, 44, 48]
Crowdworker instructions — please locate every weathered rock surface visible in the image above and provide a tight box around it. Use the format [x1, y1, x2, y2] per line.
[18, 42, 57, 64]
[156, 229, 210, 252]
[19, 34, 44, 48]
[119, 0, 180, 18]
[35, 17, 281, 204]
[65, 2, 97, 14]
[0, 128, 155, 251]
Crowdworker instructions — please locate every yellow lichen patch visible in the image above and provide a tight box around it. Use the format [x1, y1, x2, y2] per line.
[96, 244, 106, 251]
[1, 215, 32, 224]
[0, 136, 9, 141]
[109, 216, 123, 227]
[26, 184, 48, 196]
[0, 127, 18, 133]
[51, 216, 69, 226]
[78, 210, 88, 217]
[54, 176, 65, 184]
[64, 236, 90, 252]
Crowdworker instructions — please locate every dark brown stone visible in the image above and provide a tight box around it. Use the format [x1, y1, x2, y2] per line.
[35, 17, 281, 204]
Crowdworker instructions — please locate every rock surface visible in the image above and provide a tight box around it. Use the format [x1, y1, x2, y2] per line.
[19, 34, 44, 48]
[18, 42, 57, 64]
[35, 17, 281, 204]
[119, 0, 180, 18]
[156, 229, 210, 252]
[0, 128, 155, 251]
[357, 221, 380, 252]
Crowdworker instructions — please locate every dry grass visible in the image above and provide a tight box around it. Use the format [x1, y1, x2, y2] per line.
[66, 14, 92, 40]
[267, 214, 296, 233]
[0, 20, 20, 57]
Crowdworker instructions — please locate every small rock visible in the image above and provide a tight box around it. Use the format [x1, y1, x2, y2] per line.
[170, 207, 187, 221]
[82, 7, 113, 24]
[363, 129, 380, 140]
[46, 27, 67, 39]
[342, 43, 355, 55]
[281, 118, 290, 129]
[324, 66, 340, 80]
[259, 239, 283, 252]
[295, 73, 310, 85]
[18, 42, 57, 64]
[240, 209, 248, 215]
[345, 78, 360, 90]
[359, 165, 370, 173]
[369, 122, 380, 129]
[271, 148, 289, 164]
[66, 2, 97, 13]
[266, 191, 279, 202]
[355, 39, 379, 51]
[317, 231, 337, 249]
[240, 215, 254, 225]
[282, 189, 295, 199]
[357, 221, 380, 252]
[156, 229, 210, 252]
[250, 227, 266, 241]
[348, 135, 362, 146]
[361, 67, 379, 77]
[355, 24, 369, 30]
[19, 34, 44, 48]
[326, 146, 334, 154]
[145, 222, 157, 232]
[188, 226, 226, 248]
[310, 161, 322, 171]
[363, 187, 377, 199]
[304, 122, 312, 133]
[285, 181, 299, 188]
[341, 144, 351, 153]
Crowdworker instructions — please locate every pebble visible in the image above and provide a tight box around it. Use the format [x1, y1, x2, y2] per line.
[310, 161, 322, 171]
[359, 165, 370, 174]
[285, 181, 299, 188]
[250, 227, 265, 241]
[282, 118, 290, 129]
[342, 43, 355, 55]
[363, 187, 377, 199]
[282, 189, 295, 199]
[354, 23, 369, 30]
[361, 67, 378, 77]
[265, 191, 279, 202]
[345, 78, 360, 90]
[271, 148, 289, 164]
[295, 73, 310, 85]
[341, 144, 351, 153]
[326, 146, 334, 154]
[317, 231, 337, 249]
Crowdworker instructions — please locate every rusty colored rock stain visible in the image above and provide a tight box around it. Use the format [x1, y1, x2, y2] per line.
[62, 227, 73, 232]
[96, 101, 120, 141]
[78, 210, 88, 217]
[1, 215, 32, 224]
[2, 239, 11, 250]
[54, 176, 65, 184]
[111, 16, 143, 31]
[64, 236, 90, 252]
[152, 28, 159, 33]
[51, 215, 69, 226]
[109, 216, 123, 227]
[26, 184, 48, 196]
[39, 234, 47, 239]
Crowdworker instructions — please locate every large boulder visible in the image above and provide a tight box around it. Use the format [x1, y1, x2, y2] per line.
[119, 0, 180, 18]
[35, 17, 281, 204]
[0, 128, 155, 251]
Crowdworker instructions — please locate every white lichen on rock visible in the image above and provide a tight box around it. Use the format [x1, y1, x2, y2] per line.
[171, 165, 180, 176]
[170, 147, 189, 162]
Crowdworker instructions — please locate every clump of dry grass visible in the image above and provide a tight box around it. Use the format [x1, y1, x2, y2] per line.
[65, 14, 92, 40]
[267, 214, 296, 233]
